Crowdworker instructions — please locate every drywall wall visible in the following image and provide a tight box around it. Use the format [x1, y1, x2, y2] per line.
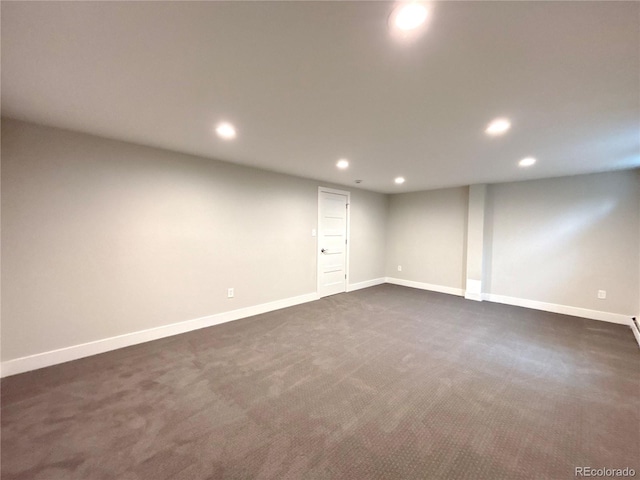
[1, 119, 388, 362]
[2, 117, 637, 368]
[385, 170, 639, 318]
[485, 171, 640, 315]
[348, 188, 388, 285]
[386, 187, 468, 290]
[464, 184, 486, 300]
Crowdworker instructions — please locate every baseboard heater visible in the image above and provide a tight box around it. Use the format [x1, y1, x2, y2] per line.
[631, 317, 640, 349]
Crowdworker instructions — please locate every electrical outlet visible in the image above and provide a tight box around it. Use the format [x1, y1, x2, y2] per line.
[311, 229, 317, 237]
[397, 265, 402, 272]
[597, 290, 606, 299]
[228, 288, 234, 298]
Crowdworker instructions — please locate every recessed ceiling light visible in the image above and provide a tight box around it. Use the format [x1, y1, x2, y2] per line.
[391, 3, 429, 31]
[395, 176, 406, 184]
[215, 122, 236, 140]
[336, 159, 349, 169]
[485, 118, 511, 136]
[519, 157, 536, 167]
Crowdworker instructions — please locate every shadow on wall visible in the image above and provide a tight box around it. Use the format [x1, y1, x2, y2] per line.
[482, 188, 619, 298]
[528, 199, 617, 256]
[532, 198, 618, 299]
[482, 187, 494, 293]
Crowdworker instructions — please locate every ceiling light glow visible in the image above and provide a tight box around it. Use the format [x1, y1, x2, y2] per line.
[336, 159, 349, 169]
[215, 122, 236, 139]
[485, 118, 511, 136]
[519, 157, 536, 167]
[393, 3, 429, 31]
[395, 177, 406, 184]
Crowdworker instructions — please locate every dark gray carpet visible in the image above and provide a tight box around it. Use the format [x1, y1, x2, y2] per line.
[2, 284, 639, 479]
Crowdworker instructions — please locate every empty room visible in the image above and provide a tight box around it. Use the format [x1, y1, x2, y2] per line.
[1, 1, 639, 479]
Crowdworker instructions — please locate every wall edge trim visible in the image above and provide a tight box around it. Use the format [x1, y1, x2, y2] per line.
[3, 285, 634, 378]
[385, 277, 465, 296]
[483, 293, 633, 326]
[383, 279, 633, 327]
[1, 292, 320, 378]
[464, 292, 483, 302]
[628, 317, 640, 348]
[347, 278, 386, 292]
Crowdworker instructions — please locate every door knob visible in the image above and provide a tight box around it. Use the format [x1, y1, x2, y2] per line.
[321, 248, 327, 253]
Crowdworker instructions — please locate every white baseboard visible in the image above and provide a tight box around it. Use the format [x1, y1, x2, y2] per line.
[483, 293, 633, 326]
[385, 277, 464, 297]
[630, 318, 640, 348]
[2, 284, 634, 377]
[0, 292, 319, 378]
[347, 277, 386, 292]
[465, 279, 482, 301]
[464, 292, 483, 301]
[383, 279, 632, 328]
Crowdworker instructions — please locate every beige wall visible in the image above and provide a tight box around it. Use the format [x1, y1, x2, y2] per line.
[384, 170, 639, 317]
[464, 184, 486, 298]
[1, 119, 388, 361]
[2, 118, 638, 364]
[385, 187, 469, 289]
[349, 188, 388, 284]
[485, 171, 639, 315]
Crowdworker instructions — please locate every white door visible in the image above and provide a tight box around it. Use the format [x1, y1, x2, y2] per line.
[318, 187, 349, 297]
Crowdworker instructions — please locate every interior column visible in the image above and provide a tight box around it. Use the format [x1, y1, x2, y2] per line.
[465, 184, 486, 301]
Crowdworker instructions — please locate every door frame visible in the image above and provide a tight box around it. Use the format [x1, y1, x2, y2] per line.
[317, 186, 351, 297]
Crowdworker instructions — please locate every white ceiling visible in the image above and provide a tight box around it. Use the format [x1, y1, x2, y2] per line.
[2, 1, 638, 193]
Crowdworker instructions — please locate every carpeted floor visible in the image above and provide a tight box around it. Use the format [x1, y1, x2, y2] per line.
[2, 284, 639, 480]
